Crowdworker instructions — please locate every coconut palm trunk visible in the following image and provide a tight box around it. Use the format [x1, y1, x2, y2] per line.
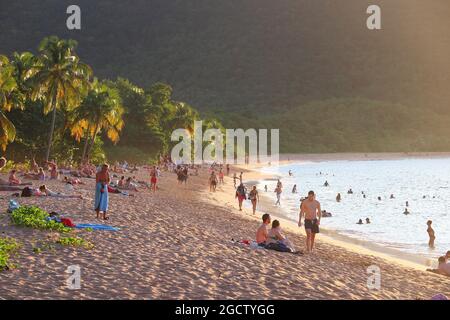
[45, 96, 57, 161]
[86, 121, 100, 162]
[80, 129, 90, 164]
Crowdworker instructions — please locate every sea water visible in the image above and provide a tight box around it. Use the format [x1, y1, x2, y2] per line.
[257, 158, 450, 265]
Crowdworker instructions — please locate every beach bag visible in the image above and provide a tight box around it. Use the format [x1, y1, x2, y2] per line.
[7, 199, 20, 213]
[21, 187, 33, 197]
[60, 218, 76, 228]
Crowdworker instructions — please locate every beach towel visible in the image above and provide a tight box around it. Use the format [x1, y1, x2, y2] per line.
[75, 224, 120, 231]
[94, 182, 108, 212]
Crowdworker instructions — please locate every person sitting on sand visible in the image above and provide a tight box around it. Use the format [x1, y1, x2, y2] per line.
[267, 220, 295, 252]
[235, 183, 247, 211]
[438, 256, 450, 276]
[427, 220, 435, 248]
[357, 219, 364, 225]
[336, 193, 341, 202]
[292, 184, 297, 194]
[8, 170, 28, 185]
[249, 186, 259, 215]
[256, 213, 271, 247]
[39, 185, 83, 199]
[124, 177, 139, 192]
[366, 218, 371, 224]
[45, 160, 59, 180]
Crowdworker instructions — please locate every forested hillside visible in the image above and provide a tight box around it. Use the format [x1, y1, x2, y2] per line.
[1, 0, 450, 153]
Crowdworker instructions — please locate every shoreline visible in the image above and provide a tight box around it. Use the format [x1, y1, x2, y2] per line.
[0, 163, 449, 299]
[229, 155, 450, 270]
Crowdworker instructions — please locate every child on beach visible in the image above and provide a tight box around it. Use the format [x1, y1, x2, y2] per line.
[150, 166, 158, 192]
[427, 220, 435, 248]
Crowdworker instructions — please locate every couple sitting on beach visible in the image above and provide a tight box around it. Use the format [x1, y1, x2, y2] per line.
[256, 213, 299, 254]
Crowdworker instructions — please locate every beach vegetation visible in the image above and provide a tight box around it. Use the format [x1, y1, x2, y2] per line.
[0, 237, 21, 271]
[10, 206, 72, 233]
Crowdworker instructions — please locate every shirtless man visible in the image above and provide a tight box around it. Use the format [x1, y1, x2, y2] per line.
[299, 190, 322, 253]
[256, 213, 271, 247]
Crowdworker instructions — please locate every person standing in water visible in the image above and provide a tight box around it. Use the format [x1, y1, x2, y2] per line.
[299, 190, 322, 253]
[249, 186, 259, 215]
[274, 185, 282, 206]
[427, 220, 435, 248]
[95, 164, 110, 220]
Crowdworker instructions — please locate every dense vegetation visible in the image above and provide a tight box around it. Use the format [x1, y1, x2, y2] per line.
[0, 37, 216, 163]
[1, 0, 450, 154]
[0, 237, 21, 271]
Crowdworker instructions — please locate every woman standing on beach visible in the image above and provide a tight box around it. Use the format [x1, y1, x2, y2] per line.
[249, 186, 259, 215]
[95, 164, 110, 220]
[235, 183, 247, 211]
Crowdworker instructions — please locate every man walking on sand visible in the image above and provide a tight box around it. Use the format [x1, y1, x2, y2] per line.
[299, 190, 322, 253]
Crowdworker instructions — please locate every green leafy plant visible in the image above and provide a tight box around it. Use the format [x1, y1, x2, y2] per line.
[11, 206, 72, 233]
[0, 237, 21, 271]
[56, 237, 93, 249]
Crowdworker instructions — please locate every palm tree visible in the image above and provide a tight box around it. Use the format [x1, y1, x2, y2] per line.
[31, 36, 92, 161]
[0, 55, 27, 150]
[68, 80, 124, 163]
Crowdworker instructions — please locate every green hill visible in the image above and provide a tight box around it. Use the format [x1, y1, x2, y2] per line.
[1, 0, 450, 152]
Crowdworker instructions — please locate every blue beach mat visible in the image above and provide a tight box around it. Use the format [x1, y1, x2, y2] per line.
[75, 224, 120, 231]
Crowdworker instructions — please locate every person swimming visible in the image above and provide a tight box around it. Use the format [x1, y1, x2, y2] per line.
[292, 184, 297, 193]
[357, 219, 363, 225]
[336, 193, 341, 202]
[366, 218, 371, 224]
[390, 194, 395, 199]
[347, 188, 353, 194]
[403, 208, 410, 215]
[324, 181, 329, 187]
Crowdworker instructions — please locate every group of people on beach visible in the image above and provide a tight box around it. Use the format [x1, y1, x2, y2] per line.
[254, 190, 321, 254]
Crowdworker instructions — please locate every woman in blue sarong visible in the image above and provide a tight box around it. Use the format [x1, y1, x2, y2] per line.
[94, 164, 110, 220]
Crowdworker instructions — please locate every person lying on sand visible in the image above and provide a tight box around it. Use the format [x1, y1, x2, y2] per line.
[64, 176, 84, 185]
[39, 185, 83, 199]
[124, 177, 139, 192]
[256, 213, 271, 247]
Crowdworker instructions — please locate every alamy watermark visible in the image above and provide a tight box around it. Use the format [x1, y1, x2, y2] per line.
[66, 5, 381, 31]
[171, 121, 279, 165]
[66, 265, 81, 290]
[367, 265, 381, 290]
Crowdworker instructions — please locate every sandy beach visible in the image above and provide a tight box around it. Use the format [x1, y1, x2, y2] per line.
[0, 161, 449, 300]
